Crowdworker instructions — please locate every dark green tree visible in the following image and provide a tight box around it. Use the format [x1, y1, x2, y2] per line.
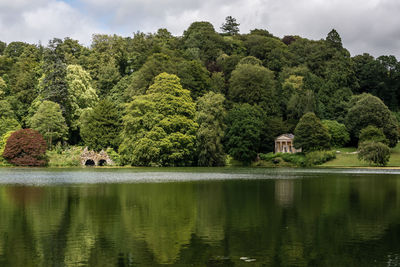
[123, 53, 176, 99]
[80, 99, 122, 151]
[196, 92, 226, 166]
[244, 34, 291, 71]
[183, 21, 224, 66]
[224, 104, 263, 164]
[176, 60, 211, 100]
[326, 29, 342, 49]
[0, 41, 6, 55]
[293, 112, 331, 152]
[229, 63, 279, 115]
[41, 39, 70, 120]
[220, 16, 240, 35]
[346, 94, 399, 147]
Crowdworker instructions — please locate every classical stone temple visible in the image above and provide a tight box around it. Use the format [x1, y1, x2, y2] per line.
[275, 134, 302, 153]
[80, 147, 114, 166]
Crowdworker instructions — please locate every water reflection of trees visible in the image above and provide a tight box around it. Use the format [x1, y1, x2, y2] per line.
[0, 175, 399, 266]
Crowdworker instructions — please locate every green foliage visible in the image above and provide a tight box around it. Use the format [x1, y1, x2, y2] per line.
[221, 16, 240, 35]
[359, 125, 388, 144]
[65, 64, 99, 129]
[176, 60, 211, 100]
[0, 77, 6, 98]
[229, 63, 279, 115]
[322, 120, 350, 147]
[244, 34, 291, 71]
[7, 45, 41, 121]
[0, 117, 21, 139]
[346, 93, 399, 147]
[225, 104, 263, 164]
[106, 147, 122, 166]
[80, 99, 122, 151]
[260, 116, 287, 152]
[0, 131, 14, 165]
[196, 92, 226, 166]
[238, 56, 262, 66]
[259, 152, 306, 166]
[259, 150, 335, 167]
[47, 146, 82, 167]
[294, 112, 331, 152]
[120, 73, 197, 166]
[29, 101, 68, 149]
[210, 72, 225, 93]
[326, 29, 342, 49]
[124, 53, 176, 98]
[305, 150, 336, 166]
[0, 100, 16, 119]
[183, 21, 224, 65]
[41, 39, 70, 119]
[358, 141, 390, 166]
[287, 89, 316, 121]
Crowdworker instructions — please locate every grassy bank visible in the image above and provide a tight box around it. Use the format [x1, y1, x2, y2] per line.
[321, 143, 400, 167]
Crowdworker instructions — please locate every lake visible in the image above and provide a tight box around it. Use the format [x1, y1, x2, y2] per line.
[0, 167, 399, 266]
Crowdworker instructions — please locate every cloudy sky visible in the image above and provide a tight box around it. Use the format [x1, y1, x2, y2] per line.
[1, 0, 399, 58]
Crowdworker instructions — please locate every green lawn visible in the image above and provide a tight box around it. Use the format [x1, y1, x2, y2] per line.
[321, 143, 400, 167]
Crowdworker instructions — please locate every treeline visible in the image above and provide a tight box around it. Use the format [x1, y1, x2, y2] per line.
[0, 17, 399, 166]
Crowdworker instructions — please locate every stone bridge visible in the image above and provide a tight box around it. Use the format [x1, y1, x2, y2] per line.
[80, 147, 114, 166]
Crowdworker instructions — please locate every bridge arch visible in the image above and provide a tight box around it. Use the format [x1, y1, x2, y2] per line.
[85, 159, 95, 166]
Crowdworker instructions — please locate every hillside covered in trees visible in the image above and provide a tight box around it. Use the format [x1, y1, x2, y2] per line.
[0, 17, 399, 166]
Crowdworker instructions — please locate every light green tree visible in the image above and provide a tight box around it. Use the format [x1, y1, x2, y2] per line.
[196, 92, 226, 166]
[322, 120, 350, 147]
[0, 99, 20, 138]
[120, 73, 198, 166]
[29, 101, 68, 149]
[66, 64, 99, 130]
[0, 77, 6, 99]
[0, 131, 14, 164]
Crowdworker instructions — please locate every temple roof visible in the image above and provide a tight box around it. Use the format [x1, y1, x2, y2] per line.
[275, 134, 294, 141]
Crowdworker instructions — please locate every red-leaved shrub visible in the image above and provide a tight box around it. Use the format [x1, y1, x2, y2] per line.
[3, 129, 48, 166]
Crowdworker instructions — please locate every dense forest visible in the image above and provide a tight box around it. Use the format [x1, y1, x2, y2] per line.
[0, 17, 399, 166]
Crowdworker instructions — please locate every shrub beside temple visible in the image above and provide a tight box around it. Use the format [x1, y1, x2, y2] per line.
[3, 129, 48, 166]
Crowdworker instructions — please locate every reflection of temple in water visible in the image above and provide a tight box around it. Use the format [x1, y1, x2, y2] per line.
[275, 180, 295, 207]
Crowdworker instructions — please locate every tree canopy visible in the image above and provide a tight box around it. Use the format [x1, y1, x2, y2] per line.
[346, 94, 399, 147]
[196, 92, 226, 166]
[29, 101, 68, 149]
[120, 73, 197, 166]
[294, 112, 331, 152]
[80, 99, 121, 151]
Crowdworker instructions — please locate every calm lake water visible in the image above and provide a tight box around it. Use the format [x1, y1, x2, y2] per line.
[0, 167, 399, 266]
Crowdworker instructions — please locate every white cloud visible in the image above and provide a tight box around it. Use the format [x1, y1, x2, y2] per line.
[0, 0, 101, 46]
